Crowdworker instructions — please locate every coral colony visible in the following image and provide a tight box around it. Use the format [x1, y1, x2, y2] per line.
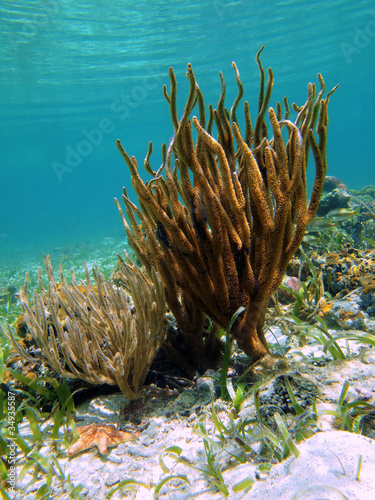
[116, 46, 338, 368]
[5, 47, 338, 398]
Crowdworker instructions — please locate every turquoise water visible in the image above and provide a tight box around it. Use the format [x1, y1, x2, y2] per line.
[1, 0, 374, 261]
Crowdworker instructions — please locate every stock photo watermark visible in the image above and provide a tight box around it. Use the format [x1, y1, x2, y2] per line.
[213, 1, 238, 21]
[340, 10, 375, 63]
[51, 65, 164, 183]
[7, 0, 65, 50]
[6, 390, 17, 494]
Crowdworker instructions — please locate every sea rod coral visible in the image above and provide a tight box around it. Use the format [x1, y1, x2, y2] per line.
[116, 47, 338, 367]
[4, 255, 166, 400]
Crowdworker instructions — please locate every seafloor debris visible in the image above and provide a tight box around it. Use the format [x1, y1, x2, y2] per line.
[258, 374, 318, 424]
[312, 248, 375, 299]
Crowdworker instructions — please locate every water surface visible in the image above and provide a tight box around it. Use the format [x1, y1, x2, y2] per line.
[1, 0, 374, 261]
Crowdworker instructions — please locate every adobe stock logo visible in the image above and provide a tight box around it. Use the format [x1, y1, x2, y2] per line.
[7, 0, 64, 50]
[340, 10, 375, 63]
[52, 119, 115, 182]
[51, 65, 163, 183]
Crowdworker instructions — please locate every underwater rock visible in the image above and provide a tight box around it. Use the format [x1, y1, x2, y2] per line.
[359, 286, 375, 316]
[317, 176, 350, 216]
[312, 248, 375, 300]
[320, 295, 367, 330]
[317, 187, 351, 216]
[265, 326, 289, 351]
[258, 374, 318, 423]
[322, 175, 347, 192]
